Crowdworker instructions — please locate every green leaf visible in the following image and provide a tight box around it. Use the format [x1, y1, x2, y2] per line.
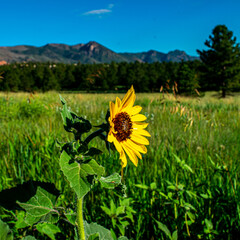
[101, 206, 112, 216]
[118, 220, 129, 228]
[60, 151, 104, 199]
[183, 203, 196, 211]
[85, 221, 113, 240]
[150, 182, 157, 190]
[155, 220, 172, 240]
[59, 95, 92, 136]
[172, 153, 193, 173]
[117, 224, 125, 236]
[120, 198, 131, 207]
[0, 219, 13, 240]
[205, 219, 213, 230]
[200, 193, 210, 199]
[0, 181, 59, 211]
[112, 218, 117, 228]
[110, 200, 116, 214]
[116, 206, 125, 216]
[172, 230, 178, 240]
[59, 94, 67, 105]
[17, 187, 58, 225]
[118, 237, 128, 240]
[15, 211, 28, 229]
[61, 141, 81, 157]
[100, 173, 121, 189]
[36, 222, 61, 240]
[71, 115, 92, 134]
[159, 192, 168, 199]
[125, 211, 134, 223]
[134, 184, 149, 190]
[186, 211, 195, 223]
[23, 236, 37, 240]
[125, 211, 134, 222]
[59, 95, 73, 126]
[65, 212, 77, 225]
[110, 228, 117, 240]
[88, 233, 100, 240]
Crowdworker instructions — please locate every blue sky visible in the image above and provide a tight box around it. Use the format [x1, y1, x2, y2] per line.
[2, 0, 240, 56]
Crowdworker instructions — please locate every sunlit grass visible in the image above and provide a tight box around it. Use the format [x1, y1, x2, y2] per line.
[1, 91, 240, 239]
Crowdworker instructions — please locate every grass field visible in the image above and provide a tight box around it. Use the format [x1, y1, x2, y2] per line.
[0, 91, 240, 239]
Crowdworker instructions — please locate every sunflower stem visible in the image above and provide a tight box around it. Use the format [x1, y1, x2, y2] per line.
[121, 164, 124, 182]
[77, 197, 85, 240]
[83, 128, 105, 145]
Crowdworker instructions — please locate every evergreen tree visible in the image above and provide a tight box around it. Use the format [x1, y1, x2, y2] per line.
[19, 64, 35, 91]
[117, 62, 128, 88]
[107, 62, 118, 89]
[177, 61, 199, 94]
[63, 65, 76, 90]
[3, 66, 20, 91]
[42, 65, 59, 91]
[197, 25, 240, 97]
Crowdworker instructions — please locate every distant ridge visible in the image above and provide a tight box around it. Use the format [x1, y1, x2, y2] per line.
[0, 41, 199, 64]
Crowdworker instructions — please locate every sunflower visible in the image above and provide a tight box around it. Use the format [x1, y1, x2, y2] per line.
[107, 86, 151, 167]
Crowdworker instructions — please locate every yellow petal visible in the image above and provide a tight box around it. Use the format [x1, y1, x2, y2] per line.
[109, 101, 115, 120]
[115, 97, 121, 110]
[132, 122, 149, 129]
[107, 133, 114, 143]
[132, 129, 151, 137]
[131, 134, 149, 145]
[125, 105, 142, 116]
[120, 149, 127, 167]
[140, 144, 147, 153]
[127, 139, 147, 154]
[113, 139, 127, 167]
[131, 114, 147, 122]
[137, 144, 147, 154]
[121, 86, 135, 109]
[113, 138, 123, 153]
[125, 140, 142, 159]
[122, 142, 138, 166]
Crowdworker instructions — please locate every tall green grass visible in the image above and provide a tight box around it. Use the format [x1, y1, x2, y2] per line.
[0, 91, 240, 239]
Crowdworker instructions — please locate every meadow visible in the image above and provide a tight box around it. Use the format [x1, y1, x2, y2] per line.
[0, 91, 240, 239]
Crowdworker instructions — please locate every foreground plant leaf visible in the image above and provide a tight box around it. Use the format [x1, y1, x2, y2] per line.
[36, 222, 61, 240]
[22, 236, 37, 240]
[59, 95, 91, 137]
[59, 95, 73, 126]
[0, 219, 13, 240]
[155, 220, 172, 240]
[15, 211, 28, 229]
[60, 150, 104, 199]
[17, 187, 59, 225]
[84, 221, 113, 240]
[99, 173, 121, 189]
[0, 181, 60, 211]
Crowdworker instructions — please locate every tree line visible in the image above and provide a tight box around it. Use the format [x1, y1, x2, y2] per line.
[0, 25, 240, 96]
[0, 61, 202, 94]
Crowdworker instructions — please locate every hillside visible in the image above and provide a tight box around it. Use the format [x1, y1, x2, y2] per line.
[0, 41, 198, 64]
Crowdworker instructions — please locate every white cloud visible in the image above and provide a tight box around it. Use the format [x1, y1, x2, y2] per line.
[83, 4, 114, 16]
[83, 9, 111, 15]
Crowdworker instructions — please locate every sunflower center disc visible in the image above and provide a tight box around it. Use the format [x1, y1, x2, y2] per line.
[113, 112, 132, 142]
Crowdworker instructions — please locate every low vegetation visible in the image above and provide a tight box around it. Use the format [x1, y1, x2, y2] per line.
[0, 91, 240, 239]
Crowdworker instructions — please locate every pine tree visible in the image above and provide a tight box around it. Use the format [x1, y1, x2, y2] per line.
[197, 25, 240, 97]
[177, 61, 199, 95]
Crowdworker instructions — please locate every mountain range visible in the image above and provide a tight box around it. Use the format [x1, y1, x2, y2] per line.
[0, 41, 199, 64]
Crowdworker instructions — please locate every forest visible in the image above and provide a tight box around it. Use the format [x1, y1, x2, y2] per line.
[0, 61, 202, 93]
[1, 25, 240, 96]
